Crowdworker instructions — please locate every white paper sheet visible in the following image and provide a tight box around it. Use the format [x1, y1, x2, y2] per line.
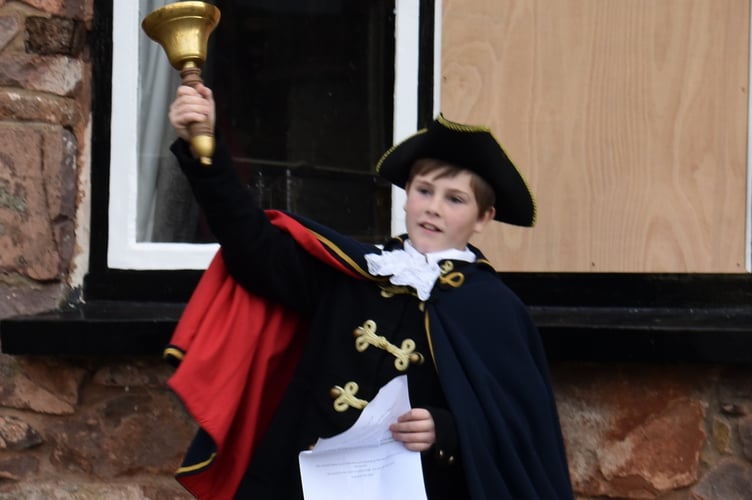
[298, 375, 428, 500]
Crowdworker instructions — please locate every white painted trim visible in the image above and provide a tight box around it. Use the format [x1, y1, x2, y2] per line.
[390, 0, 421, 236]
[390, 0, 441, 237]
[108, 1, 219, 270]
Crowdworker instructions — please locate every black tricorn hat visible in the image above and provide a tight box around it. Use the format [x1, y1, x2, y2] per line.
[376, 114, 536, 227]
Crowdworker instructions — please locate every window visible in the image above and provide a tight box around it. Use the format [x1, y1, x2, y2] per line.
[106, 0, 432, 271]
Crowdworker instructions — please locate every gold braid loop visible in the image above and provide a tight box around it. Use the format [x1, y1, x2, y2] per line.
[330, 381, 368, 412]
[378, 283, 418, 299]
[439, 272, 465, 288]
[438, 261, 464, 288]
[353, 320, 425, 371]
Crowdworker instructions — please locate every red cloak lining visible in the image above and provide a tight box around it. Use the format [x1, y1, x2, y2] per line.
[167, 210, 359, 499]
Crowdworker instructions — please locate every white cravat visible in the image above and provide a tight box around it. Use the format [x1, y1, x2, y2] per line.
[364, 240, 476, 300]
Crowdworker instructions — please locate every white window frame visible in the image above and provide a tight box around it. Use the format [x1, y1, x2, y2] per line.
[108, 0, 429, 270]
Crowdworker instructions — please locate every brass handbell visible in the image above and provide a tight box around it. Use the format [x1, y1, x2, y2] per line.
[142, 1, 221, 166]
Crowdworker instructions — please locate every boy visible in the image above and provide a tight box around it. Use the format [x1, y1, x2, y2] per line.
[166, 84, 573, 499]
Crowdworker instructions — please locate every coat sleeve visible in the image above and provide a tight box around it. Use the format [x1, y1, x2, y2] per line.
[171, 137, 333, 315]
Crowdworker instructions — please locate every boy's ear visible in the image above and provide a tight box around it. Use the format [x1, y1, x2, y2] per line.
[474, 207, 496, 234]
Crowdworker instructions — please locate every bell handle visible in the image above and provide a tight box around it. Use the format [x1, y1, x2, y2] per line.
[180, 61, 214, 166]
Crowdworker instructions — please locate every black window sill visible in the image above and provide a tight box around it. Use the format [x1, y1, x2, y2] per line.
[3, 301, 752, 363]
[0, 301, 186, 356]
[533, 305, 752, 363]
[5, 273, 752, 362]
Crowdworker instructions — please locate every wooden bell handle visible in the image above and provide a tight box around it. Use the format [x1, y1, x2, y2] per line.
[180, 62, 214, 166]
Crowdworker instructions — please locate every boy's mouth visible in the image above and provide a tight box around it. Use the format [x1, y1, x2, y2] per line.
[418, 222, 442, 233]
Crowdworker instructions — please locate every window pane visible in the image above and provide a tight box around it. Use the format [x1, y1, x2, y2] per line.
[143, 0, 395, 244]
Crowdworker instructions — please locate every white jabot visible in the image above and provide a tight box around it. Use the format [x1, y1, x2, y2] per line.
[364, 240, 476, 300]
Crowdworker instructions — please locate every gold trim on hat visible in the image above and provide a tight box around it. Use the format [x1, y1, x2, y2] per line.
[375, 128, 428, 175]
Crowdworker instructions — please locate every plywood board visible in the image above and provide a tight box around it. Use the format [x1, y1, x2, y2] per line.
[442, 0, 749, 272]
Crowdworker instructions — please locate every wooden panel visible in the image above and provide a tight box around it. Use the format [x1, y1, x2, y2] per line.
[442, 0, 749, 272]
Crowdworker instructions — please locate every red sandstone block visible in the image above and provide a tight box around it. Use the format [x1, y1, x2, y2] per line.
[0, 88, 80, 125]
[0, 123, 76, 280]
[0, 53, 83, 96]
[0, 15, 21, 52]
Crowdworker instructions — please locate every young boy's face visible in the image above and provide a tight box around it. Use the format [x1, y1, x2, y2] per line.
[404, 170, 495, 254]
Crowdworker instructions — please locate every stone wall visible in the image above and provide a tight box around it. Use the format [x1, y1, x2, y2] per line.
[1, 0, 752, 499]
[555, 364, 752, 499]
[0, 355, 195, 499]
[0, 0, 194, 498]
[3, 355, 752, 499]
[0, 0, 87, 319]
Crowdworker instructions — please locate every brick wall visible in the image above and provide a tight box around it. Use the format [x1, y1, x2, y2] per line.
[1, 0, 751, 498]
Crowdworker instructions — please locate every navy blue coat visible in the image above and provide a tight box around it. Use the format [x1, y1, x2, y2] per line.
[173, 138, 574, 499]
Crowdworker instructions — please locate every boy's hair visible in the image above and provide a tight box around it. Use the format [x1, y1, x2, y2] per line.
[408, 158, 496, 217]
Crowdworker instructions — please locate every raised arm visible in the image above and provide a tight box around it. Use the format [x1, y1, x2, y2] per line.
[168, 84, 330, 314]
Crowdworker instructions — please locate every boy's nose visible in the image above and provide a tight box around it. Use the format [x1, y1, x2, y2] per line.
[426, 197, 441, 215]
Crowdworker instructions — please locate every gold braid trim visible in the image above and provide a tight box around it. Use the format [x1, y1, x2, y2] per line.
[438, 261, 465, 288]
[309, 230, 375, 280]
[379, 283, 419, 299]
[375, 129, 429, 174]
[439, 272, 465, 288]
[330, 381, 368, 412]
[163, 346, 184, 361]
[437, 114, 491, 133]
[176, 452, 216, 475]
[424, 311, 438, 373]
[353, 320, 424, 371]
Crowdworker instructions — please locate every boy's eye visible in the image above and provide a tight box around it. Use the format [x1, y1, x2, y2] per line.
[417, 187, 431, 195]
[449, 195, 466, 204]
